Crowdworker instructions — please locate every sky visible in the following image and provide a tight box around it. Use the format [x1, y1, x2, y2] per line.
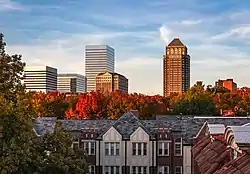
[1, 0, 250, 95]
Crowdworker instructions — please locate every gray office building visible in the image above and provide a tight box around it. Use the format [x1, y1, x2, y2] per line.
[85, 45, 115, 92]
[24, 65, 57, 93]
[57, 74, 86, 93]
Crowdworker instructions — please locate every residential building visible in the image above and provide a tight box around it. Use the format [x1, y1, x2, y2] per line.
[85, 45, 115, 92]
[96, 72, 128, 93]
[24, 65, 57, 93]
[192, 122, 250, 173]
[215, 79, 237, 91]
[163, 38, 190, 97]
[34, 112, 250, 174]
[57, 73, 86, 93]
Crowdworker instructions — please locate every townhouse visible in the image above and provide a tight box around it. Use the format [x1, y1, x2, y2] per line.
[34, 111, 250, 174]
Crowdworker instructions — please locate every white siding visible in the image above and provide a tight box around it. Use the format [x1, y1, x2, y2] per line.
[183, 146, 192, 174]
[128, 127, 151, 173]
[101, 126, 123, 172]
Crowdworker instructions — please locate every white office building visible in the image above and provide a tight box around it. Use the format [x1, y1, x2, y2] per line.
[24, 65, 57, 93]
[57, 73, 86, 93]
[85, 45, 115, 92]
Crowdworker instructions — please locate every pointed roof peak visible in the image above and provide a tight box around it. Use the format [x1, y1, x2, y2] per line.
[168, 38, 185, 47]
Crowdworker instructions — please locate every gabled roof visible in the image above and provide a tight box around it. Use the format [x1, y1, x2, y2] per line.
[226, 126, 250, 144]
[112, 111, 151, 139]
[33, 113, 250, 144]
[168, 38, 185, 47]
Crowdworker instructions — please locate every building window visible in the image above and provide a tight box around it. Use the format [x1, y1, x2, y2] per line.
[72, 137, 79, 150]
[158, 166, 169, 174]
[158, 142, 169, 156]
[174, 138, 182, 156]
[175, 166, 182, 174]
[83, 141, 95, 155]
[104, 166, 120, 174]
[105, 142, 120, 156]
[89, 165, 95, 174]
[132, 143, 147, 156]
[132, 166, 147, 174]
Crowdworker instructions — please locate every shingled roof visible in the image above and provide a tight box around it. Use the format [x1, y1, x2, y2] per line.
[168, 38, 185, 47]
[214, 152, 250, 174]
[33, 113, 250, 144]
[192, 136, 232, 174]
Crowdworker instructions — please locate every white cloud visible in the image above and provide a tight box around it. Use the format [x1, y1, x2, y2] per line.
[0, 0, 24, 11]
[159, 25, 172, 43]
[180, 20, 202, 25]
[212, 25, 250, 40]
[6, 31, 164, 95]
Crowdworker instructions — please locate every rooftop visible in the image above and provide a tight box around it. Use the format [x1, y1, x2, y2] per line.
[33, 112, 250, 144]
[167, 38, 185, 47]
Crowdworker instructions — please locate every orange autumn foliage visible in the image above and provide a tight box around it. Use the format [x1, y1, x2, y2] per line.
[22, 85, 250, 119]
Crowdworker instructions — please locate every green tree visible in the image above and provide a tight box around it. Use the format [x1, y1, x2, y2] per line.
[172, 81, 216, 115]
[0, 33, 88, 174]
[0, 33, 26, 102]
[37, 123, 88, 174]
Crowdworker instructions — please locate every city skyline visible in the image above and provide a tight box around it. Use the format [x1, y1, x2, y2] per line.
[2, 0, 250, 95]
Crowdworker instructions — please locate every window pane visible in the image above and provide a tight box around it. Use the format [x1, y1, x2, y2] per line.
[132, 167, 136, 174]
[132, 143, 136, 155]
[143, 167, 147, 174]
[138, 167, 142, 174]
[138, 143, 142, 155]
[91, 142, 95, 155]
[111, 166, 114, 174]
[175, 144, 181, 155]
[105, 143, 109, 155]
[111, 143, 114, 155]
[143, 143, 147, 155]
[115, 166, 119, 174]
[104, 166, 109, 174]
[116, 143, 119, 156]
[164, 143, 168, 155]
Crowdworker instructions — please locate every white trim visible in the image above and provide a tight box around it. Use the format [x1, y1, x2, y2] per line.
[89, 165, 95, 174]
[174, 166, 182, 174]
[174, 138, 183, 156]
[132, 142, 147, 156]
[104, 166, 120, 174]
[158, 142, 170, 156]
[194, 121, 207, 138]
[104, 142, 120, 156]
[158, 166, 169, 174]
[83, 141, 95, 155]
[130, 126, 149, 140]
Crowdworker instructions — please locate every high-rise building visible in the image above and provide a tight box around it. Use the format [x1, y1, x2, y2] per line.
[215, 79, 237, 91]
[24, 65, 57, 93]
[163, 38, 190, 96]
[85, 45, 115, 92]
[57, 74, 86, 93]
[96, 72, 128, 93]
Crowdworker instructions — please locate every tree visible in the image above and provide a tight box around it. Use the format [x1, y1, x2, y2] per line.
[37, 123, 88, 174]
[172, 81, 216, 115]
[0, 33, 26, 102]
[0, 95, 39, 174]
[0, 33, 88, 173]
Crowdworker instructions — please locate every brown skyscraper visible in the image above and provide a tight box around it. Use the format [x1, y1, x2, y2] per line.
[163, 38, 190, 96]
